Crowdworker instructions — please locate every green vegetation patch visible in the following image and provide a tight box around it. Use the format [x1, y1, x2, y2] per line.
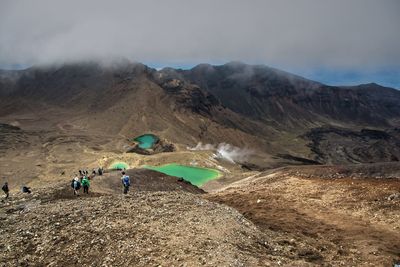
[110, 162, 129, 170]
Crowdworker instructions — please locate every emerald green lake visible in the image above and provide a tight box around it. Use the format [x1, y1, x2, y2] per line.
[134, 134, 159, 149]
[144, 164, 220, 187]
[110, 162, 129, 170]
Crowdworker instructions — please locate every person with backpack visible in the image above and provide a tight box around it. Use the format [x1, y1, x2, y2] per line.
[121, 172, 130, 194]
[80, 173, 87, 182]
[81, 176, 90, 194]
[2, 182, 9, 199]
[71, 177, 81, 196]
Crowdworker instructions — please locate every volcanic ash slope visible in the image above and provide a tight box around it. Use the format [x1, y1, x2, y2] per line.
[0, 188, 307, 267]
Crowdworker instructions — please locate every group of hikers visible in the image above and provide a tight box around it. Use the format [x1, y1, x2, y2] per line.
[70, 167, 131, 196]
[1, 182, 32, 199]
[1, 167, 131, 200]
[70, 168, 102, 196]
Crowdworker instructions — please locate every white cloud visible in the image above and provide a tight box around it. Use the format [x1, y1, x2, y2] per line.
[0, 0, 399, 69]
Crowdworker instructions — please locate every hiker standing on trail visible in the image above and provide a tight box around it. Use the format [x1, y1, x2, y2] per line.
[2, 182, 9, 199]
[121, 172, 130, 194]
[71, 177, 81, 196]
[81, 176, 90, 194]
[98, 167, 103, 176]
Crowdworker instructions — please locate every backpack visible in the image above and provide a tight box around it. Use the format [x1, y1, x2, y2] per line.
[73, 180, 81, 190]
[123, 176, 130, 186]
[82, 178, 89, 187]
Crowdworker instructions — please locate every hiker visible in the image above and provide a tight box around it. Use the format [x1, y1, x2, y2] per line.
[71, 177, 81, 196]
[98, 167, 103, 176]
[92, 169, 96, 176]
[79, 170, 82, 176]
[22, 186, 31, 194]
[81, 176, 90, 194]
[2, 182, 9, 199]
[121, 171, 130, 194]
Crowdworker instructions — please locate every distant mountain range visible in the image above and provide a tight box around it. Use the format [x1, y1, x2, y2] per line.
[1, 60, 399, 166]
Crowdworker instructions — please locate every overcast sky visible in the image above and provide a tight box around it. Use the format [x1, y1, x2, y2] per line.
[0, 0, 399, 87]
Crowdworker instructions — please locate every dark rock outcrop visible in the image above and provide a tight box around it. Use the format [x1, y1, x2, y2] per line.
[181, 62, 400, 128]
[302, 127, 400, 164]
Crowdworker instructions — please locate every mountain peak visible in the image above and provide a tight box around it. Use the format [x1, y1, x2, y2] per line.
[223, 61, 248, 67]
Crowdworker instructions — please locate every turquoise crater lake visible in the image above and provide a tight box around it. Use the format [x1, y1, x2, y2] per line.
[144, 163, 221, 187]
[134, 134, 159, 149]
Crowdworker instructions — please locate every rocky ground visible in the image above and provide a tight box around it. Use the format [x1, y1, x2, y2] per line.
[0, 170, 320, 267]
[207, 166, 400, 266]
[1, 165, 400, 266]
[1, 191, 266, 267]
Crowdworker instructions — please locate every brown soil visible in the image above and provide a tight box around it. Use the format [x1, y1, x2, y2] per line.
[207, 168, 400, 266]
[93, 168, 205, 194]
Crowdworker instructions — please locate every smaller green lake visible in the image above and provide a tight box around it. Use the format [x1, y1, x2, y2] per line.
[110, 162, 129, 170]
[144, 163, 220, 187]
[134, 134, 159, 149]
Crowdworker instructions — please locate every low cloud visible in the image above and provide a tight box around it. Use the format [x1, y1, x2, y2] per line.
[0, 0, 399, 70]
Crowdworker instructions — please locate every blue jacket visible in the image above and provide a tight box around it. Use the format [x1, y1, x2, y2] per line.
[121, 175, 130, 186]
